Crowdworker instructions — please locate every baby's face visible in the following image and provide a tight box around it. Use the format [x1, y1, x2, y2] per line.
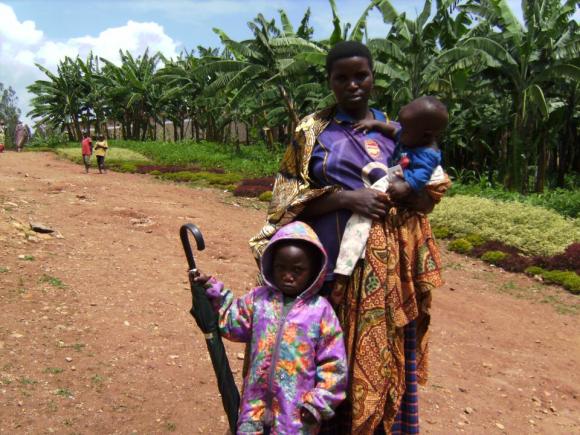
[398, 104, 427, 148]
[272, 245, 315, 297]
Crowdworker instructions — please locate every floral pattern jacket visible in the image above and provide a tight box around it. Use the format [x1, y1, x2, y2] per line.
[206, 221, 347, 434]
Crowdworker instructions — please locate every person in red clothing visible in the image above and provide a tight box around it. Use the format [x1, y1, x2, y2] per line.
[81, 132, 92, 173]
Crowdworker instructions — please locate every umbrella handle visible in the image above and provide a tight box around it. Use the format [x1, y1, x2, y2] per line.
[180, 223, 205, 270]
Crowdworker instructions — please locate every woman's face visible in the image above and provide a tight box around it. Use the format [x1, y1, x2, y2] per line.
[329, 56, 373, 112]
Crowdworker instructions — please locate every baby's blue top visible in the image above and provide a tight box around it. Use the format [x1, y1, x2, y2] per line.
[402, 146, 442, 191]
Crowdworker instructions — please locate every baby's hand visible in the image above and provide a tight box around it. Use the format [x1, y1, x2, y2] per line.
[353, 119, 379, 134]
[188, 269, 211, 286]
[388, 172, 412, 200]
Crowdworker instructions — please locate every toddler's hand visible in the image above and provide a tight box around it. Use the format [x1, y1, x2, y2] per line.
[300, 407, 318, 425]
[188, 269, 211, 286]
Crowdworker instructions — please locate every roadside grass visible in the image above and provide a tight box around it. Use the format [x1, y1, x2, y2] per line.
[56, 147, 150, 166]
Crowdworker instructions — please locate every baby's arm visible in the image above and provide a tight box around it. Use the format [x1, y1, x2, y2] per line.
[353, 119, 398, 138]
[301, 304, 348, 423]
[189, 270, 253, 342]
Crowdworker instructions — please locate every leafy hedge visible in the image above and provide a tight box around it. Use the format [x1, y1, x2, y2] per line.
[431, 195, 579, 256]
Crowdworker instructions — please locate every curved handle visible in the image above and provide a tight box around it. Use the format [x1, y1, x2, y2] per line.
[180, 223, 205, 270]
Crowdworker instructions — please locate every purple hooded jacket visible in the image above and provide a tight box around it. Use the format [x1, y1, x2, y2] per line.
[205, 221, 347, 434]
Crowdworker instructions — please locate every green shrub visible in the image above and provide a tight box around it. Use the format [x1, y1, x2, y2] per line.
[224, 184, 237, 192]
[480, 250, 508, 264]
[431, 195, 580, 256]
[541, 270, 580, 294]
[524, 266, 545, 276]
[149, 170, 162, 176]
[258, 191, 273, 202]
[448, 238, 473, 254]
[465, 233, 485, 246]
[114, 162, 138, 173]
[432, 226, 451, 239]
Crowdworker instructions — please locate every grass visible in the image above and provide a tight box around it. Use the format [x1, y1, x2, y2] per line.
[91, 374, 104, 385]
[44, 367, 64, 374]
[449, 183, 580, 219]
[110, 139, 282, 177]
[56, 147, 150, 165]
[19, 377, 37, 385]
[55, 388, 73, 398]
[20, 255, 35, 261]
[0, 266, 8, 273]
[39, 274, 66, 289]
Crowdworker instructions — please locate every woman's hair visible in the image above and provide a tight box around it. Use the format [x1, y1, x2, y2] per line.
[326, 41, 373, 76]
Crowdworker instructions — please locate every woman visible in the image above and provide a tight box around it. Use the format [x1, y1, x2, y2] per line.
[251, 41, 450, 434]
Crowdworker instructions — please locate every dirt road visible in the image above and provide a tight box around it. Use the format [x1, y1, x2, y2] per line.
[1, 152, 578, 434]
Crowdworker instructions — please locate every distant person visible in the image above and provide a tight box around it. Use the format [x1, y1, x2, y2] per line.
[14, 121, 29, 152]
[0, 121, 5, 153]
[81, 132, 93, 173]
[94, 134, 109, 174]
[189, 221, 347, 434]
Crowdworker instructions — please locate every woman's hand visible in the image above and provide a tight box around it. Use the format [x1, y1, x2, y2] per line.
[341, 189, 390, 220]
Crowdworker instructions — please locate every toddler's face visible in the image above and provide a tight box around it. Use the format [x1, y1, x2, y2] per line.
[398, 104, 426, 148]
[272, 244, 315, 297]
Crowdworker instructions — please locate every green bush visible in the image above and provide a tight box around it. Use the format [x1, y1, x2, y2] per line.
[432, 226, 451, 239]
[431, 195, 580, 256]
[480, 250, 508, 264]
[541, 270, 580, 294]
[465, 233, 485, 246]
[113, 162, 138, 173]
[448, 238, 473, 254]
[149, 170, 162, 176]
[524, 266, 545, 276]
[258, 191, 273, 202]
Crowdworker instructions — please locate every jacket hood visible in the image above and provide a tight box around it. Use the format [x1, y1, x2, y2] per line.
[261, 221, 328, 299]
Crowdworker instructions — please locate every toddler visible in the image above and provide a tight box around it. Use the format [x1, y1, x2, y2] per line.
[190, 221, 347, 434]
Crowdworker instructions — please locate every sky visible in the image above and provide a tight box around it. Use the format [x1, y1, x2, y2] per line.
[0, 0, 541, 124]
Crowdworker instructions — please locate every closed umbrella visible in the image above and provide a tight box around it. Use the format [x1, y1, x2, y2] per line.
[180, 223, 240, 433]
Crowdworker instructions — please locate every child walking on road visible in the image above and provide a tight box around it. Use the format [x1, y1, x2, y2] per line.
[189, 221, 347, 434]
[94, 135, 109, 174]
[81, 133, 92, 173]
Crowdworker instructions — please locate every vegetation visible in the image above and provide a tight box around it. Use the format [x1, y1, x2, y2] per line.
[431, 195, 579, 256]
[448, 238, 473, 254]
[24, 0, 578, 194]
[480, 250, 508, 264]
[525, 267, 580, 294]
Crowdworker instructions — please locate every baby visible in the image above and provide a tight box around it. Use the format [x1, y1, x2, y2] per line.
[190, 221, 347, 434]
[333, 96, 448, 282]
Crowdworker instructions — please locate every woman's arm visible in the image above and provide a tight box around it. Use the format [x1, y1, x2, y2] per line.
[299, 188, 391, 221]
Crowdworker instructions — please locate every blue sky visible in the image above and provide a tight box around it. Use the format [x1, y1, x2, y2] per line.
[0, 0, 550, 124]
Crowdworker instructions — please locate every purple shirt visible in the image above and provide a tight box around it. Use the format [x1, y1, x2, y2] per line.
[308, 108, 396, 280]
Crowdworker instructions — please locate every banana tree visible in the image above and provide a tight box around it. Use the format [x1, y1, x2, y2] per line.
[443, 0, 580, 191]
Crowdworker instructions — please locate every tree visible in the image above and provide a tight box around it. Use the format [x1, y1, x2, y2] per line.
[0, 83, 21, 149]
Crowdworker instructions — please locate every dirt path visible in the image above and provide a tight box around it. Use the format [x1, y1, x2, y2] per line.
[0, 152, 578, 435]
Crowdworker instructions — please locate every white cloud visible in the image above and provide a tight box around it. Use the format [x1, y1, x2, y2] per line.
[0, 3, 43, 46]
[0, 3, 180, 124]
